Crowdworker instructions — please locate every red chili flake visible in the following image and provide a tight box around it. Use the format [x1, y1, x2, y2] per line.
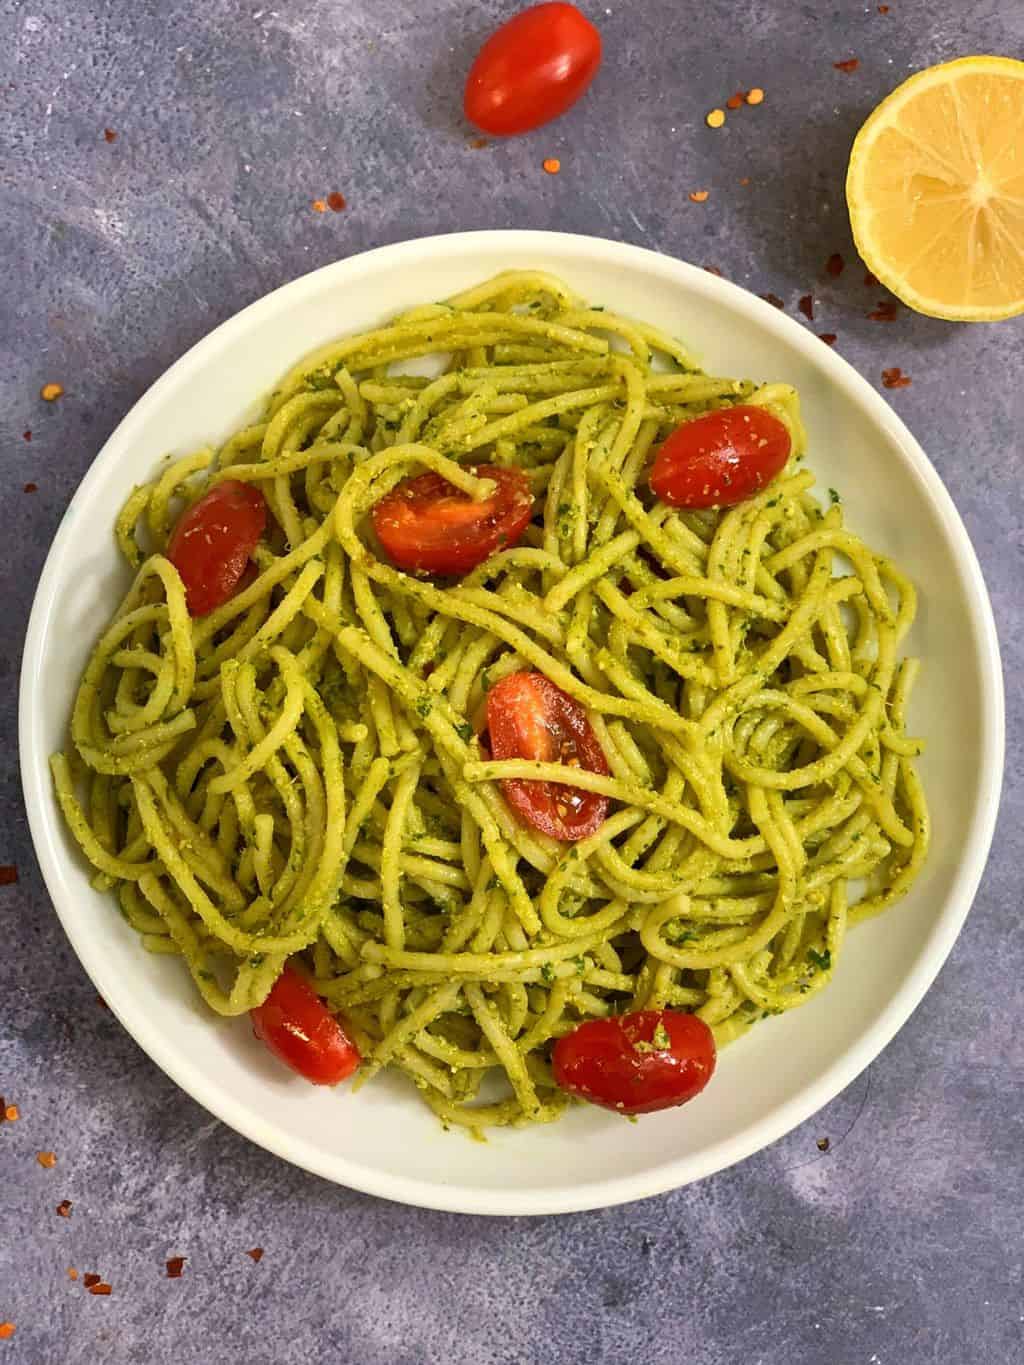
[703, 265, 723, 276]
[0, 1324, 14, 1340]
[469, 136, 489, 149]
[817, 1136, 831, 1152]
[542, 158, 561, 175]
[819, 333, 838, 346]
[68, 1268, 79, 1281]
[326, 192, 346, 212]
[83, 1274, 101, 1289]
[246, 1247, 264, 1262]
[103, 128, 117, 143]
[23, 483, 38, 494]
[882, 366, 912, 389]
[0, 866, 18, 886]
[22, 430, 31, 441]
[825, 252, 845, 277]
[56, 1199, 73, 1218]
[738, 176, 751, 187]
[4, 1105, 19, 1122]
[726, 91, 745, 110]
[88, 1283, 112, 1296]
[834, 58, 860, 73]
[798, 293, 815, 320]
[36, 1151, 57, 1169]
[311, 199, 327, 213]
[864, 270, 880, 286]
[868, 299, 899, 322]
[165, 1257, 186, 1279]
[878, 4, 889, 11]
[688, 189, 709, 203]
[760, 293, 785, 309]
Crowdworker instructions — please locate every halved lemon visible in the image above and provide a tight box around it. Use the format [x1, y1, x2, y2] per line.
[847, 55, 1024, 321]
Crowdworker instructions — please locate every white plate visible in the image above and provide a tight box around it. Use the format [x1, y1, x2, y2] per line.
[19, 231, 1004, 1215]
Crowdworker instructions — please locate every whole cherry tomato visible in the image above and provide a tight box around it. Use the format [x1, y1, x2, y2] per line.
[166, 479, 267, 616]
[486, 670, 608, 840]
[552, 1009, 716, 1114]
[464, 3, 602, 137]
[250, 965, 361, 1085]
[372, 465, 533, 576]
[649, 405, 792, 509]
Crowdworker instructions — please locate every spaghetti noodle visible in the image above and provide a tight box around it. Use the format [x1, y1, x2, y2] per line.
[52, 271, 929, 1130]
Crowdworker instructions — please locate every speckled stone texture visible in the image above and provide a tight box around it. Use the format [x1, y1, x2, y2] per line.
[1, 1, 1022, 1361]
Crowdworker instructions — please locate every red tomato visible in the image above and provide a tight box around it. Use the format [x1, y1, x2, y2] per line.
[166, 479, 268, 617]
[649, 405, 792, 509]
[464, 3, 602, 137]
[552, 1010, 716, 1114]
[372, 465, 533, 576]
[486, 671, 608, 840]
[250, 965, 361, 1086]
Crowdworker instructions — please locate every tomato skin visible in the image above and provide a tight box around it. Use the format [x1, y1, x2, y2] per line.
[250, 965, 361, 1086]
[649, 406, 792, 509]
[486, 670, 609, 840]
[552, 1010, 716, 1115]
[464, 3, 602, 136]
[372, 465, 533, 576]
[166, 479, 268, 616]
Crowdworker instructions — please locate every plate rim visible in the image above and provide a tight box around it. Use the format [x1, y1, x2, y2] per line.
[18, 229, 1006, 1215]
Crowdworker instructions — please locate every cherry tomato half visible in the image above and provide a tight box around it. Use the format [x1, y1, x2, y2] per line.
[486, 670, 609, 841]
[552, 1009, 716, 1115]
[166, 479, 268, 617]
[372, 465, 533, 576]
[649, 405, 792, 509]
[464, 3, 602, 137]
[250, 965, 361, 1086]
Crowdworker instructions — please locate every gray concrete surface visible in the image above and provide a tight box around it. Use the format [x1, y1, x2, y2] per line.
[2, 1, 1022, 1361]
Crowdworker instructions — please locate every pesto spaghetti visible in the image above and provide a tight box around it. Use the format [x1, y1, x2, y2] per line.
[52, 270, 929, 1130]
